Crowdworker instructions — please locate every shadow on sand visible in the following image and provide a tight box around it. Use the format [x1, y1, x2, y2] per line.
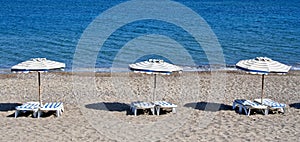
[0, 103, 25, 117]
[85, 102, 131, 115]
[0, 103, 21, 111]
[289, 103, 300, 109]
[184, 102, 232, 112]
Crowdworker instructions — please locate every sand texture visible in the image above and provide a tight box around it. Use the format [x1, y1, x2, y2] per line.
[0, 71, 299, 141]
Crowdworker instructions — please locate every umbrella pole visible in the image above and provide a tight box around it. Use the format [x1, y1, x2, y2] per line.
[261, 74, 264, 104]
[153, 74, 157, 101]
[38, 72, 41, 106]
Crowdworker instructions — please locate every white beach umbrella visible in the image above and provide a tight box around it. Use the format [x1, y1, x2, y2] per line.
[129, 59, 183, 101]
[236, 57, 291, 103]
[11, 58, 65, 106]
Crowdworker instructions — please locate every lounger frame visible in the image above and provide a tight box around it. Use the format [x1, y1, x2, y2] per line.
[130, 101, 155, 116]
[233, 99, 268, 116]
[15, 102, 39, 118]
[154, 101, 177, 116]
[254, 99, 286, 114]
[37, 102, 64, 118]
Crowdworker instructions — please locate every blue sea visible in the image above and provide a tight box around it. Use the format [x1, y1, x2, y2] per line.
[0, 0, 299, 73]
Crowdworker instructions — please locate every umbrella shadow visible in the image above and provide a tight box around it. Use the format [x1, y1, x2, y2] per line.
[0, 103, 21, 111]
[0, 103, 35, 118]
[85, 102, 131, 115]
[184, 102, 232, 112]
[290, 103, 300, 109]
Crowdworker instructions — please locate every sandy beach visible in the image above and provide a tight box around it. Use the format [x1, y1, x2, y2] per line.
[0, 71, 299, 141]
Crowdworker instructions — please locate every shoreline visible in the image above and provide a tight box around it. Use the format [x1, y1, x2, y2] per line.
[0, 68, 300, 75]
[1, 69, 300, 77]
[1, 65, 300, 74]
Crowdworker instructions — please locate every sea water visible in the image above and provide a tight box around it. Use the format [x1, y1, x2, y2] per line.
[0, 0, 299, 73]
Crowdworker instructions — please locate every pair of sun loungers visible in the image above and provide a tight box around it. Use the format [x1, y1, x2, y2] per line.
[15, 102, 64, 118]
[233, 99, 286, 116]
[130, 101, 177, 116]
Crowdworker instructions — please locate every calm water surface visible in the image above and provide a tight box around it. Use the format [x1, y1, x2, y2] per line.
[0, 0, 299, 72]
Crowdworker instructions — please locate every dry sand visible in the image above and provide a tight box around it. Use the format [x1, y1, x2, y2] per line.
[0, 71, 299, 141]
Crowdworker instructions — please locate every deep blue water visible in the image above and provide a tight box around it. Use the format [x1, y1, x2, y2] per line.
[0, 0, 299, 72]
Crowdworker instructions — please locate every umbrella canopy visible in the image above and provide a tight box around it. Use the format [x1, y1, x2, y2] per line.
[236, 57, 291, 103]
[236, 57, 291, 74]
[129, 59, 182, 101]
[11, 58, 65, 106]
[11, 58, 65, 72]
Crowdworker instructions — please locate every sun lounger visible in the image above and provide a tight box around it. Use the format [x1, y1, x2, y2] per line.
[37, 102, 64, 118]
[154, 101, 177, 116]
[15, 102, 39, 118]
[254, 99, 286, 114]
[130, 101, 155, 116]
[232, 99, 268, 116]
